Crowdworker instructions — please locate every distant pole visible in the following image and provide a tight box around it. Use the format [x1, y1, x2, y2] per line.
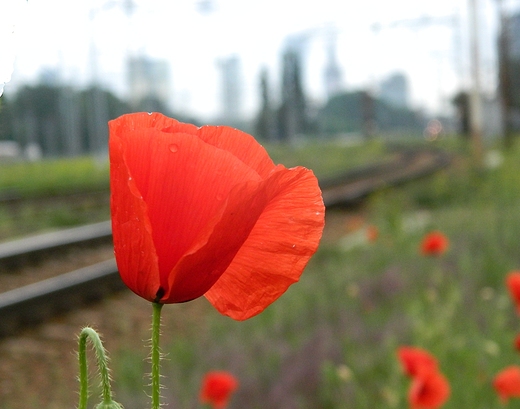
[468, 0, 484, 162]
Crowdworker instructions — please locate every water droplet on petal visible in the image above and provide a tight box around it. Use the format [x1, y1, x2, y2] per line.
[216, 193, 224, 201]
[169, 144, 179, 153]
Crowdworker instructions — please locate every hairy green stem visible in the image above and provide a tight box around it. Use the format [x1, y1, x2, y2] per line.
[151, 302, 164, 409]
[78, 327, 114, 409]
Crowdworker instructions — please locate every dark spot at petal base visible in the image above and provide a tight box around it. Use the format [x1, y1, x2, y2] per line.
[154, 287, 166, 303]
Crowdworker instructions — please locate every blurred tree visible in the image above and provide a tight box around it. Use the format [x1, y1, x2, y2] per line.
[0, 95, 14, 142]
[452, 91, 470, 139]
[12, 85, 62, 156]
[316, 90, 423, 136]
[497, 5, 516, 147]
[78, 86, 131, 154]
[361, 91, 376, 139]
[501, 57, 520, 143]
[0, 85, 131, 157]
[278, 50, 308, 141]
[317, 91, 363, 134]
[134, 95, 170, 114]
[254, 67, 275, 141]
[0, 83, 204, 158]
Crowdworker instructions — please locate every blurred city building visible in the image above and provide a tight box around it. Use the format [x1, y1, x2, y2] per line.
[127, 56, 171, 112]
[216, 55, 243, 123]
[379, 73, 409, 109]
[323, 31, 343, 99]
[37, 68, 60, 86]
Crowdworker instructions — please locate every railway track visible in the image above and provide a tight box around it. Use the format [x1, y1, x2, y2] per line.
[0, 220, 112, 270]
[0, 146, 451, 338]
[320, 146, 451, 206]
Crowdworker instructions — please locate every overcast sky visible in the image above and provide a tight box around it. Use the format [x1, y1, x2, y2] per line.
[2, 0, 517, 120]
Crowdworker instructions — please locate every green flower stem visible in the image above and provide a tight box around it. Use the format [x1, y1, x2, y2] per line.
[151, 302, 164, 409]
[78, 327, 116, 409]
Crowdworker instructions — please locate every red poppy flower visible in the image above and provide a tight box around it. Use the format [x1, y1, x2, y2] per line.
[420, 231, 449, 256]
[493, 366, 520, 403]
[397, 346, 439, 378]
[109, 113, 324, 320]
[408, 370, 450, 409]
[514, 334, 520, 352]
[366, 225, 379, 242]
[506, 271, 520, 315]
[199, 371, 238, 409]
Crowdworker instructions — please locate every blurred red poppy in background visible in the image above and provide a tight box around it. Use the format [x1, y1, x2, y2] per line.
[199, 371, 238, 409]
[109, 113, 324, 320]
[506, 271, 520, 315]
[408, 370, 450, 409]
[420, 231, 449, 256]
[514, 334, 520, 352]
[366, 225, 379, 242]
[397, 346, 439, 378]
[397, 346, 450, 409]
[494, 366, 520, 403]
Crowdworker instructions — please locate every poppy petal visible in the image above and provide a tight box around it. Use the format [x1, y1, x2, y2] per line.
[164, 178, 271, 302]
[110, 111, 199, 136]
[199, 371, 238, 409]
[397, 346, 439, 378]
[205, 165, 325, 320]
[420, 231, 449, 256]
[409, 371, 450, 409]
[197, 125, 276, 178]
[506, 272, 520, 314]
[112, 112, 276, 177]
[109, 132, 160, 302]
[494, 366, 520, 403]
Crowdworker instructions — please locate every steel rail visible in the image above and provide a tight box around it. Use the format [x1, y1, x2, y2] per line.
[0, 221, 113, 270]
[321, 147, 451, 206]
[0, 259, 123, 336]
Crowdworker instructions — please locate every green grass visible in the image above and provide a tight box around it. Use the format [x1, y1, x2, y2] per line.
[0, 138, 388, 201]
[0, 156, 109, 198]
[109, 139, 520, 408]
[0, 156, 111, 239]
[265, 137, 389, 180]
[0, 138, 389, 239]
